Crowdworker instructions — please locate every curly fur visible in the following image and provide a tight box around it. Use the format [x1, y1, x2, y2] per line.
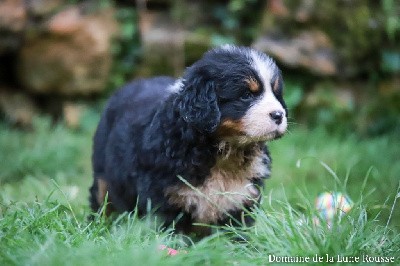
[89, 45, 287, 236]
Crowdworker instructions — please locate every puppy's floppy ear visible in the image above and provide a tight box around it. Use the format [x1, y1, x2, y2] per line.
[179, 76, 221, 133]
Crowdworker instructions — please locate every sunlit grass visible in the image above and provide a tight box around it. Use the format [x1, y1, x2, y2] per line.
[0, 112, 399, 265]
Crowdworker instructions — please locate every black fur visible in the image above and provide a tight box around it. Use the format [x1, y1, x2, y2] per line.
[89, 46, 286, 235]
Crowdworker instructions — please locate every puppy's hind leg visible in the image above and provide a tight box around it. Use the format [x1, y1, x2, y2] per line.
[89, 176, 114, 218]
[90, 115, 114, 216]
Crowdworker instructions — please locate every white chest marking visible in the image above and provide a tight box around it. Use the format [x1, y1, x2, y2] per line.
[165, 146, 269, 223]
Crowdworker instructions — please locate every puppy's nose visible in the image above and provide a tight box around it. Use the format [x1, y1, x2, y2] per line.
[269, 110, 284, 125]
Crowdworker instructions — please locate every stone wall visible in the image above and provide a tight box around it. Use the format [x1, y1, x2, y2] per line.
[0, 0, 118, 125]
[253, 0, 399, 135]
[0, 0, 398, 135]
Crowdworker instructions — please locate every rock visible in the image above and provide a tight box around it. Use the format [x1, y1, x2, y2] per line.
[0, 0, 27, 53]
[63, 102, 84, 129]
[137, 9, 185, 77]
[27, 0, 65, 17]
[258, 0, 386, 78]
[47, 6, 81, 35]
[18, 6, 118, 96]
[0, 0, 26, 32]
[379, 78, 400, 98]
[253, 31, 337, 76]
[0, 89, 38, 126]
[295, 0, 315, 23]
[267, 0, 289, 17]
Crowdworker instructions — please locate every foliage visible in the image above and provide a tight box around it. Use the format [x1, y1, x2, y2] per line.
[282, 79, 305, 111]
[381, 0, 400, 75]
[207, 0, 262, 46]
[382, 0, 400, 44]
[108, 6, 141, 90]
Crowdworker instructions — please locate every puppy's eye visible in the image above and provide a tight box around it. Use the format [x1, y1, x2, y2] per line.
[240, 90, 253, 100]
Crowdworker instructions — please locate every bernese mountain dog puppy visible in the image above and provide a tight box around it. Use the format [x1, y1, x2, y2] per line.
[89, 45, 287, 236]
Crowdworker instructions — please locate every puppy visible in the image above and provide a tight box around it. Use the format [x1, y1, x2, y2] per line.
[89, 45, 287, 236]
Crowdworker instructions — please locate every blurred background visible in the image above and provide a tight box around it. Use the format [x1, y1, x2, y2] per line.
[0, 0, 399, 134]
[0, 0, 399, 224]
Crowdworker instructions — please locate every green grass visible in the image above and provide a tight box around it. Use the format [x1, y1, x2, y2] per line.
[0, 112, 399, 265]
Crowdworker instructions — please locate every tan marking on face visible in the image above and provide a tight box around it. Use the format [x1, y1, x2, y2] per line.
[245, 77, 260, 93]
[217, 119, 245, 137]
[97, 178, 108, 205]
[242, 88, 287, 140]
[272, 77, 280, 93]
[236, 50, 287, 141]
[165, 145, 268, 223]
